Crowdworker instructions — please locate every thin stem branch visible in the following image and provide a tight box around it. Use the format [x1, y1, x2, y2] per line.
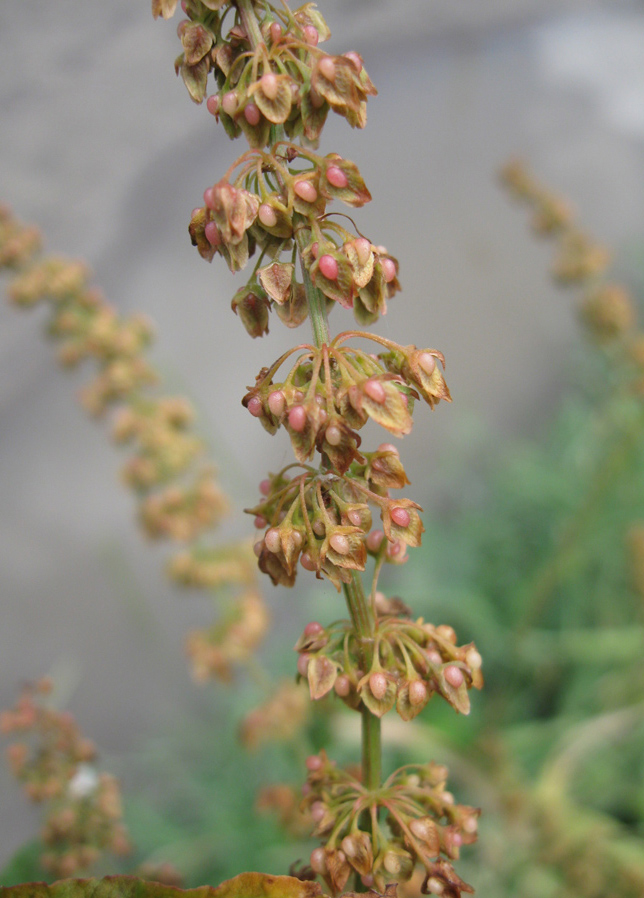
[235, 0, 264, 49]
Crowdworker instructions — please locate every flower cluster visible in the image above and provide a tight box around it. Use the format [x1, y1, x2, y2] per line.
[0, 204, 266, 683]
[296, 612, 483, 719]
[0, 679, 130, 878]
[242, 335, 449, 470]
[153, 0, 376, 143]
[189, 142, 400, 328]
[247, 464, 423, 590]
[303, 752, 478, 897]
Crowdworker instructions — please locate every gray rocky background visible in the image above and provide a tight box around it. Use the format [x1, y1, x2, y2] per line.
[2, 0, 644, 867]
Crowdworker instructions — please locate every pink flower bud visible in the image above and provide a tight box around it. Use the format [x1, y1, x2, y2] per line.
[366, 529, 384, 552]
[364, 379, 386, 404]
[264, 527, 281, 553]
[297, 654, 310, 677]
[221, 91, 237, 116]
[360, 876, 374, 889]
[326, 165, 349, 189]
[259, 479, 271, 496]
[306, 754, 323, 772]
[253, 539, 264, 557]
[310, 241, 319, 258]
[344, 51, 362, 72]
[381, 257, 397, 283]
[418, 351, 436, 376]
[259, 203, 278, 228]
[426, 649, 442, 666]
[288, 405, 307, 432]
[318, 56, 336, 80]
[254, 515, 267, 529]
[203, 187, 215, 208]
[311, 801, 326, 822]
[369, 671, 388, 700]
[391, 506, 411, 528]
[444, 665, 464, 688]
[334, 674, 351, 697]
[303, 25, 319, 45]
[310, 848, 327, 875]
[268, 390, 285, 417]
[294, 180, 318, 203]
[244, 102, 261, 126]
[329, 533, 350, 555]
[304, 621, 324, 637]
[260, 72, 279, 100]
[409, 679, 428, 706]
[318, 254, 339, 280]
[348, 510, 362, 526]
[204, 221, 221, 246]
[248, 396, 263, 417]
[270, 22, 282, 43]
[325, 424, 342, 446]
[206, 95, 220, 116]
[386, 539, 404, 558]
[301, 552, 316, 571]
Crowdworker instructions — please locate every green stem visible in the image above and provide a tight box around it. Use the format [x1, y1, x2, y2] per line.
[235, 0, 264, 49]
[295, 222, 330, 347]
[362, 705, 382, 791]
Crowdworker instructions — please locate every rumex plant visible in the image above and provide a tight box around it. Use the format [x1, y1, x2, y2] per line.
[157, 0, 482, 894]
[0, 1, 483, 895]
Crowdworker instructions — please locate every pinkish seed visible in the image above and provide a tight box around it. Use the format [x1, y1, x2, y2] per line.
[310, 241, 319, 258]
[444, 665, 464, 689]
[326, 165, 349, 189]
[203, 186, 215, 208]
[334, 674, 351, 697]
[267, 390, 285, 417]
[344, 51, 362, 72]
[304, 621, 324, 637]
[270, 22, 282, 43]
[360, 876, 374, 889]
[264, 528, 281, 553]
[391, 506, 411, 528]
[204, 221, 221, 246]
[318, 56, 336, 80]
[301, 552, 316, 571]
[310, 848, 327, 875]
[297, 654, 310, 677]
[354, 237, 372, 266]
[329, 533, 350, 555]
[325, 424, 342, 446]
[409, 679, 428, 706]
[303, 24, 319, 45]
[378, 442, 399, 456]
[364, 379, 386, 404]
[294, 180, 318, 203]
[288, 405, 307, 432]
[253, 539, 263, 557]
[206, 95, 220, 116]
[348, 510, 362, 526]
[369, 671, 388, 701]
[260, 72, 279, 100]
[426, 649, 443, 666]
[318, 254, 339, 280]
[381, 257, 397, 283]
[259, 479, 271, 496]
[221, 91, 237, 116]
[248, 396, 263, 417]
[366, 529, 384, 552]
[258, 203, 277, 228]
[306, 754, 323, 772]
[254, 515, 267, 529]
[301, 782, 311, 796]
[244, 102, 261, 126]
[310, 801, 326, 822]
[418, 351, 436, 376]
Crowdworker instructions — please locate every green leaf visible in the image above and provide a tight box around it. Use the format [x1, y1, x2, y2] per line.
[0, 841, 44, 887]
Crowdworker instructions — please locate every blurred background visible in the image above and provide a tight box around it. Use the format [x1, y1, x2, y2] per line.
[2, 0, 644, 893]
